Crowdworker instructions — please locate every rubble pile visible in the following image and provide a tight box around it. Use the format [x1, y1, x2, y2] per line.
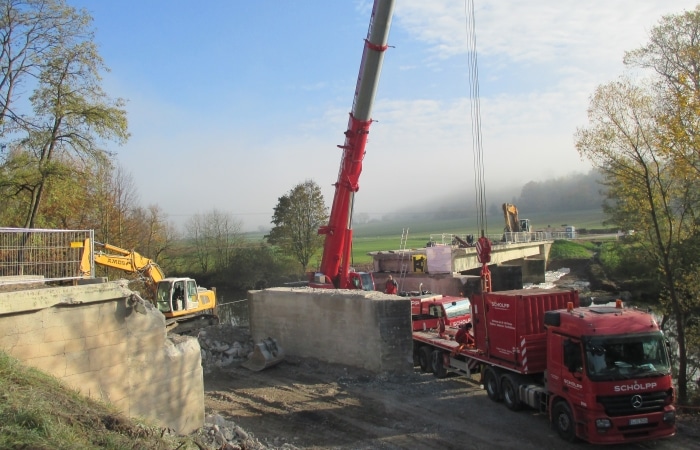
[190, 413, 300, 450]
[196, 323, 256, 374]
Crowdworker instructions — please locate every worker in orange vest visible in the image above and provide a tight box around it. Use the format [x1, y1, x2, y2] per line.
[452, 322, 475, 356]
[385, 275, 398, 294]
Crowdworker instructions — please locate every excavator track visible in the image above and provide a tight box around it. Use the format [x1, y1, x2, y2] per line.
[166, 313, 220, 335]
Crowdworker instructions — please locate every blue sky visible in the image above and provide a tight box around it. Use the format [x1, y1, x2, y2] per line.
[69, 1, 699, 232]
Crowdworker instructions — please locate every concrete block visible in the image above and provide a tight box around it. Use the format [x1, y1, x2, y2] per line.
[248, 288, 414, 373]
[85, 329, 127, 350]
[95, 364, 130, 404]
[125, 304, 165, 334]
[0, 311, 44, 334]
[64, 350, 92, 376]
[0, 333, 19, 349]
[88, 342, 128, 371]
[126, 327, 165, 353]
[63, 337, 87, 353]
[11, 341, 66, 359]
[25, 355, 66, 377]
[42, 325, 67, 343]
[129, 359, 204, 435]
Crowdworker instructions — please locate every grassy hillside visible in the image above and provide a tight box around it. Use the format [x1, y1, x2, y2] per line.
[0, 352, 197, 449]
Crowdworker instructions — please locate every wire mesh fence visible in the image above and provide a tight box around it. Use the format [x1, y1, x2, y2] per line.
[0, 228, 93, 284]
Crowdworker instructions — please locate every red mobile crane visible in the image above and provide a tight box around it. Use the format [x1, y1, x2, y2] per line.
[309, 0, 395, 290]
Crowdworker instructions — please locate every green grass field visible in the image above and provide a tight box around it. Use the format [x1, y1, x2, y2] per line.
[243, 209, 609, 266]
[343, 209, 608, 265]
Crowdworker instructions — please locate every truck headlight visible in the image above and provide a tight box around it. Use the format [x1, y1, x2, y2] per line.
[663, 411, 675, 424]
[595, 418, 612, 431]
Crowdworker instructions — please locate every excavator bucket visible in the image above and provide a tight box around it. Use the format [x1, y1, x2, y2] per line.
[242, 337, 285, 372]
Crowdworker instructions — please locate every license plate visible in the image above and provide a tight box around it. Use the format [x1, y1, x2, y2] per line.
[629, 417, 648, 426]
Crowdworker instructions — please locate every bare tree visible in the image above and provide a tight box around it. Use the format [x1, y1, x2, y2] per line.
[185, 209, 243, 273]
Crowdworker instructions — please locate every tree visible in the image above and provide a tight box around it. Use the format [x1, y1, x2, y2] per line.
[266, 180, 328, 272]
[576, 37, 700, 403]
[185, 209, 243, 274]
[622, 7, 700, 404]
[0, 0, 128, 228]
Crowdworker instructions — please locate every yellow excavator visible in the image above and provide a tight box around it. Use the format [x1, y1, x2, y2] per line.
[502, 203, 531, 233]
[78, 238, 218, 332]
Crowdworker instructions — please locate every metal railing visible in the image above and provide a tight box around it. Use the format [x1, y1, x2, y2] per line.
[0, 228, 93, 284]
[428, 231, 577, 248]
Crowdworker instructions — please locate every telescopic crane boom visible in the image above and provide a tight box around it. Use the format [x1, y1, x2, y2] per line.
[309, 0, 395, 290]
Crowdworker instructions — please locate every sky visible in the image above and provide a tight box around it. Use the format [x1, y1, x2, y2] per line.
[68, 0, 700, 232]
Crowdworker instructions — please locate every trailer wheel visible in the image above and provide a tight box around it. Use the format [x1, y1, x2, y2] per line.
[501, 374, 522, 411]
[418, 346, 432, 373]
[552, 401, 576, 442]
[431, 350, 448, 379]
[483, 367, 501, 402]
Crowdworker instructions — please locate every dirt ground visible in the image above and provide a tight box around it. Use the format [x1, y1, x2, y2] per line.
[203, 357, 699, 450]
[201, 263, 699, 450]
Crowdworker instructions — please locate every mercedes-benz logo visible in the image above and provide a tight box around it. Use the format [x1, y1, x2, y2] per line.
[631, 394, 643, 409]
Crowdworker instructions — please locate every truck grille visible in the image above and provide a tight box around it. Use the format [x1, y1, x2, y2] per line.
[596, 391, 668, 417]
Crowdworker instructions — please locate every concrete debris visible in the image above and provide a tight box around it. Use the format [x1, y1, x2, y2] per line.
[190, 413, 300, 450]
[196, 324, 256, 374]
[241, 337, 285, 372]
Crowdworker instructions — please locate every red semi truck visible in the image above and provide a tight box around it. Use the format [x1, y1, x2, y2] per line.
[412, 288, 676, 444]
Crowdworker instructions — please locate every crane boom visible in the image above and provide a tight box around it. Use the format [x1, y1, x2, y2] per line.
[312, 0, 395, 290]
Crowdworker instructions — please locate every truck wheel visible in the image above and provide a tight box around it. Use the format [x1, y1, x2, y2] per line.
[431, 350, 448, 379]
[552, 401, 576, 442]
[483, 367, 501, 402]
[418, 346, 431, 373]
[501, 374, 522, 411]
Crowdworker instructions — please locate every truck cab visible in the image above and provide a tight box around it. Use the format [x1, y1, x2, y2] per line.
[411, 295, 471, 332]
[544, 302, 676, 443]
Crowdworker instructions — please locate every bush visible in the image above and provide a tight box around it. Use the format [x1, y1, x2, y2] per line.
[549, 240, 594, 259]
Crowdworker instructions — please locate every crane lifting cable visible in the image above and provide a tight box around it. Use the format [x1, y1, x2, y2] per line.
[464, 0, 492, 292]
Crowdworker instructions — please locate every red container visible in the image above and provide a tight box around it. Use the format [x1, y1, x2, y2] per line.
[471, 289, 579, 373]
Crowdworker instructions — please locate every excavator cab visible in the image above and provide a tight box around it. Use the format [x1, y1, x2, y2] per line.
[156, 281, 175, 313]
[156, 278, 201, 314]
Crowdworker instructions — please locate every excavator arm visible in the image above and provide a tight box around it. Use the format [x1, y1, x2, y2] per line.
[502, 203, 519, 232]
[79, 238, 165, 297]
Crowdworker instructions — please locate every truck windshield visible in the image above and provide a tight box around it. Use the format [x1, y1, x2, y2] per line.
[359, 273, 374, 291]
[584, 332, 670, 381]
[444, 299, 471, 319]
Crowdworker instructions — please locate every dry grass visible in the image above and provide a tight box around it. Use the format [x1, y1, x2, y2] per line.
[0, 352, 202, 450]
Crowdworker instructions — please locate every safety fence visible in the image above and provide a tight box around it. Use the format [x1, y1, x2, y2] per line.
[0, 228, 93, 284]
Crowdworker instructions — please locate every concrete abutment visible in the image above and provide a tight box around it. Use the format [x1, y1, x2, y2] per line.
[0, 280, 203, 435]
